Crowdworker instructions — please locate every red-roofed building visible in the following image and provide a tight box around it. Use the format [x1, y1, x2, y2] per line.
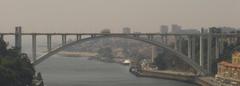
[215, 51, 240, 85]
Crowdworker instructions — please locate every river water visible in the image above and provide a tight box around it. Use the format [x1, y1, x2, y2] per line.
[35, 55, 197, 86]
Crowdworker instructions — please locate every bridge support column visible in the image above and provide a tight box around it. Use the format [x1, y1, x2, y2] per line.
[0, 34, 4, 40]
[192, 36, 196, 62]
[15, 26, 22, 53]
[147, 35, 153, 40]
[207, 33, 213, 75]
[32, 34, 37, 62]
[147, 35, 150, 40]
[164, 35, 168, 45]
[177, 37, 182, 53]
[62, 35, 67, 45]
[77, 34, 81, 40]
[47, 35, 52, 51]
[91, 34, 96, 38]
[151, 46, 156, 63]
[215, 37, 220, 59]
[161, 35, 164, 43]
[219, 37, 224, 55]
[174, 36, 178, 50]
[152, 35, 154, 41]
[199, 28, 204, 67]
[187, 36, 192, 58]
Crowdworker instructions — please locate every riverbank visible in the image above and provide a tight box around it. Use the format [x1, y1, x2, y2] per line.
[58, 51, 213, 86]
[132, 70, 217, 86]
[58, 51, 98, 57]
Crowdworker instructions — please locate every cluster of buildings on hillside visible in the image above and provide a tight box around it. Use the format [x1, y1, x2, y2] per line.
[159, 24, 199, 34]
[100, 24, 240, 35]
[204, 26, 240, 86]
[160, 24, 240, 34]
[215, 50, 240, 86]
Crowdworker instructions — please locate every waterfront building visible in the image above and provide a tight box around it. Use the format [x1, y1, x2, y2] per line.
[216, 50, 240, 85]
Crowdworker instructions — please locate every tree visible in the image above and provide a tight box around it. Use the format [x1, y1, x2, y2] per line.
[0, 39, 35, 86]
[154, 53, 167, 70]
[0, 39, 7, 57]
[98, 47, 113, 59]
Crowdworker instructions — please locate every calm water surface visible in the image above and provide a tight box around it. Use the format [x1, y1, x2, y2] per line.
[35, 55, 197, 86]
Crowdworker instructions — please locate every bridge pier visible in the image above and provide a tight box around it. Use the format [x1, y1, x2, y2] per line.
[91, 34, 96, 38]
[0, 34, 4, 40]
[164, 35, 168, 45]
[15, 26, 22, 53]
[191, 36, 196, 62]
[62, 34, 67, 45]
[77, 34, 81, 40]
[188, 36, 192, 58]
[147, 35, 154, 40]
[151, 46, 156, 63]
[174, 36, 178, 50]
[47, 35, 52, 51]
[199, 28, 204, 67]
[207, 33, 213, 75]
[161, 35, 164, 43]
[32, 34, 37, 62]
[219, 37, 224, 56]
[177, 37, 183, 53]
[215, 37, 220, 59]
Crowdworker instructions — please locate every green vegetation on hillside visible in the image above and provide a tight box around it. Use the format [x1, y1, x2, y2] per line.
[0, 39, 35, 86]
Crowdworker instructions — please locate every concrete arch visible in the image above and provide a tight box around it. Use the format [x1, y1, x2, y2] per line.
[33, 35, 207, 75]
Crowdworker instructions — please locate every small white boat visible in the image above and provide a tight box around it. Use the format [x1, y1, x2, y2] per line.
[122, 59, 131, 65]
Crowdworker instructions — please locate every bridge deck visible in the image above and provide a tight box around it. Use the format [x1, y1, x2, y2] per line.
[0, 32, 240, 37]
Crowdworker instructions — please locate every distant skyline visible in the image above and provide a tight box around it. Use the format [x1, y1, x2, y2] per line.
[0, 0, 240, 33]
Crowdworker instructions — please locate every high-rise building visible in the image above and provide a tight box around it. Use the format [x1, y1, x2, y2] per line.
[171, 24, 182, 33]
[123, 27, 131, 34]
[160, 25, 169, 34]
[101, 29, 111, 33]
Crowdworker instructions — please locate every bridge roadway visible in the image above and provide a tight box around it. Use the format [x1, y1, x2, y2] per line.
[1, 32, 240, 37]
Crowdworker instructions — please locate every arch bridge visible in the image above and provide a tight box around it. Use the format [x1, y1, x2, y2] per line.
[1, 27, 240, 75]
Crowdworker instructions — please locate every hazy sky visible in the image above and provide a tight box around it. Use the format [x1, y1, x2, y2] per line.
[0, 0, 240, 33]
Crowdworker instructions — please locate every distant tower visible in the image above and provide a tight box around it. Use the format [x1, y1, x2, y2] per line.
[171, 24, 182, 33]
[160, 25, 169, 34]
[123, 27, 131, 34]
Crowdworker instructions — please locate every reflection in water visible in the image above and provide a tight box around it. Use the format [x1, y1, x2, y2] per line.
[36, 55, 197, 86]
